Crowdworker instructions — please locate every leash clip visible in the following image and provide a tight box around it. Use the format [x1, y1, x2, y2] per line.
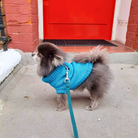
[64, 64, 70, 83]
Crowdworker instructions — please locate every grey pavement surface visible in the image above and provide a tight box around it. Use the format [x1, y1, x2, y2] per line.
[0, 52, 138, 138]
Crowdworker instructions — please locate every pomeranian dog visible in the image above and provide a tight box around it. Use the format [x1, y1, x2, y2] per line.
[32, 42, 113, 111]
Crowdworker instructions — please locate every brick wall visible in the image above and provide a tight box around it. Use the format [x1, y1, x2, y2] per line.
[4, 0, 39, 52]
[126, 0, 138, 51]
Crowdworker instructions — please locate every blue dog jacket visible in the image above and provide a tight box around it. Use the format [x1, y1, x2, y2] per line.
[42, 62, 93, 94]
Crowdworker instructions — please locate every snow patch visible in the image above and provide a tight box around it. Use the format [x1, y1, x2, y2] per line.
[0, 49, 21, 83]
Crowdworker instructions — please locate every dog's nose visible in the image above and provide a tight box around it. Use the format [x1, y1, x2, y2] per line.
[32, 53, 35, 57]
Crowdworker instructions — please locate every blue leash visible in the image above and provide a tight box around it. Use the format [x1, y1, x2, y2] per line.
[64, 65, 79, 138]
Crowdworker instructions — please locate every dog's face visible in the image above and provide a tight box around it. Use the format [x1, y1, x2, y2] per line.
[32, 51, 42, 63]
[32, 42, 66, 77]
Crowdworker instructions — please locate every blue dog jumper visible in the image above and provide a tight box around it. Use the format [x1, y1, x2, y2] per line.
[42, 62, 93, 94]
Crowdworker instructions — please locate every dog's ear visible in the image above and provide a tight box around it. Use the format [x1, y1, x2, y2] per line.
[52, 55, 64, 67]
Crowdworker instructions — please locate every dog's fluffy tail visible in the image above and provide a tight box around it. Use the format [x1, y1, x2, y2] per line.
[72, 46, 109, 65]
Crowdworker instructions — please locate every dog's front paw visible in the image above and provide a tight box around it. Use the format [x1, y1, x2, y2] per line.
[55, 107, 65, 112]
[86, 106, 93, 111]
[55, 104, 67, 112]
[86, 99, 99, 111]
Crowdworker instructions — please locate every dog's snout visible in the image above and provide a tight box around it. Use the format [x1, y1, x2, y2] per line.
[32, 53, 34, 57]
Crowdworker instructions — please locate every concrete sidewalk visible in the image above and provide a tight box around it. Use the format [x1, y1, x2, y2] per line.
[0, 54, 138, 138]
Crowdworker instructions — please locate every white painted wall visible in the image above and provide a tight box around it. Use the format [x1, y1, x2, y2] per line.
[38, 0, 43, 40]
[113, 0, 132, 44]
[112, 0, 121, 40]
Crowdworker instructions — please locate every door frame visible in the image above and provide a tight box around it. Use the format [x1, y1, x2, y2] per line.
[111, 0, 121, 40]
[38, 0, 43, 40]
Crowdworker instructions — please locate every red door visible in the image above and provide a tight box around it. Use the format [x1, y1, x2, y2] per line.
[43, 0, 116, 40]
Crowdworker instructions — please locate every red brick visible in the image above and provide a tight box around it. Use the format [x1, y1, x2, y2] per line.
[135, 35, 138, 44]
[8, 42, 22, 49]
[10, 33, 33, 43]
[133, 43, 138, 50]
[20, 42, 34, 52]
[32, 39, 39, 51]
[7, 25, 32, 34]
[6, 14, 31, 24]
[22, 33, 33, 42]
[31, 6, 38, 14]
[17, 15, 31, 23]
[133, 38, 138, 49]
[19, 25, 32, 33]
[19, 5, 31, 14]
[129, 6, 138, 15]
[32, 23, 38, 32]
[125, 39, 134, 48]
[126, 32, 135, 41]
[127, 24, 138, 33]
[23, 33, 33, 42]
[31, 14, 38, 23]
[125, 0, 138, 51]
[6, 14, 17, 23]
[4, 5, 19, 14]
[128, 15, 138, 24]
[9, 34, 22, 42]
[12, 0, 29, 5]
[31, 0, 38, 6]
[33, 31, 39, 41]
[4, 0, 29, 4]
[136, 26, 138, 34]
[7, 25, 20, 34]
[4, 0, 11, 4]
[131, 0, 138, 6]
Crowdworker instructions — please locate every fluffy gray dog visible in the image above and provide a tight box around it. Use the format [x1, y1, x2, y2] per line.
[32, 42, 113, 111]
